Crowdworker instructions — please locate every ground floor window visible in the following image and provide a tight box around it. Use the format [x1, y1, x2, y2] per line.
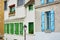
[28, 22, 34, 34]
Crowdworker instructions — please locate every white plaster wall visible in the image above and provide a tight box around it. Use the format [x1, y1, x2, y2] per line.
[24, 4, 35, 40]
[4, 0, 26, 21]
[35, 32, 60, 40]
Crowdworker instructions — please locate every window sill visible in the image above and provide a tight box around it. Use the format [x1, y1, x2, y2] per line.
[35, 1, 60, 9]
[45, 30, 51, 33]
[9, 12, 15, 17]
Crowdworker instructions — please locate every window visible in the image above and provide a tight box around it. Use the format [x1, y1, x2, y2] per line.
[46, 0, 54, 4]
[17, 0, 25, 6]
[45, 11, 51, 30]
[40, 0, 45, 5]
[29, 5, 33, 11]
[41, 9, 55, 32]
[20, 23, 23, 35]
[9, 4, 15, 17]
[28, 22, 34, 34]
[10, 23, 14, 34]
[4, 1, 7, 10]
[15, 23, 19, 35]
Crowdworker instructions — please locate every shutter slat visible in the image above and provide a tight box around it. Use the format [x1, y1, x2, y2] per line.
[41, 11, 45, 32]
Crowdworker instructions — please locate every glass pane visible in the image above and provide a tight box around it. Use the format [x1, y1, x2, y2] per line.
[28, 22, 34, 34]
[20, 23, 23, 35]
[10, 23, 14, 34]
[15, 23, 19, 35]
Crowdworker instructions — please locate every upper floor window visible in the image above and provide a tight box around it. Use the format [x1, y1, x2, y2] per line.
[41, 9, 55, 32]
[40, 0, 54, 5]
[4, 1, 7, 10]
[17, 0, 25, 6]
[28, 5, 33, 11]
[9, 4, 15, 17]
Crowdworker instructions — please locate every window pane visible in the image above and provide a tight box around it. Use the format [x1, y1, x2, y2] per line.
[7, 24, 9, 34]
[29, 5, 33, 11]
[28, 22, 34, 34]
[15, 23, 19, 35]
[20, 23, 23, 35]
[10, 23, 14, 34]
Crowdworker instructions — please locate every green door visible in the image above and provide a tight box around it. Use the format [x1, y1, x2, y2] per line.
[28, 22, 34, 34]
[15, 23, 19, 35]
[20, 23, 23, 35]
[10, 23, 14, 34]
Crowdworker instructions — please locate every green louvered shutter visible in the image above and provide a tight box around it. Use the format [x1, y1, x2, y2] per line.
[10, 23, 14, 34]
[20, 23, 23, 35]
[7, 24, 9, 34]
[41, 11, 45, 32]
[15, 23, 19, 35]
[28, 22, 34, 34]
[4, 24, 7, 33]
[50, 9, 55, 32]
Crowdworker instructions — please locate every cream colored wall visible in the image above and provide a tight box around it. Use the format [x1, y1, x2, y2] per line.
[35, 3, 60, 32]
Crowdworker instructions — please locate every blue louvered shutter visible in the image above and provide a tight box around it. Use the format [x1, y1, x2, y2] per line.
[50, 9, 55, 32]
[48, 0, 54, 3]
[41, 11, 45, 32]
[40, 0, 45, 5]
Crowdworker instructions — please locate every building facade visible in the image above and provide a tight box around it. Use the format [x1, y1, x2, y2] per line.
[4, 0, 35, 40]
[35, 0, 60, 40]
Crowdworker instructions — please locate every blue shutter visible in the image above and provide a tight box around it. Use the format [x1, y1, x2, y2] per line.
[49, 0, 54, 3]
[40, 0, 45, 5]
[41, 11, 45, 32]
[50, 9, 55, 32]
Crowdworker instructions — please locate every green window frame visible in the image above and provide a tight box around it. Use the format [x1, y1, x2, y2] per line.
[20, 22, 23, 35]
[7, 24, 9, 34]
[15, 23, 19, 35]
[29, 5, 33, 11]
[28, 22, 34, 34]
[10, 23, 14, 34]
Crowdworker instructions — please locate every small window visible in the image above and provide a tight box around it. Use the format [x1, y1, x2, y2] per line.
[28, 22, 34, 34]
[9, 4, 15, 17]
[29, 5, 33, 11]
[46, 0, 54, 4]
[4, 1, 7, 10]
[17, 0, 25, 6]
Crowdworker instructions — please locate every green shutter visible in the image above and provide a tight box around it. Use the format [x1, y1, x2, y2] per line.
[20, 23, 23, 35]
[10, 23, 14, 34]
[28, 22, 34, 34]
[4, 24, 7, 33]
[29, 5, 33, 11]
[7, 24, 9, 34]
[15, 23, 19, 35]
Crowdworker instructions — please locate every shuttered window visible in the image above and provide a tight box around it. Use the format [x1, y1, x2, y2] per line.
[29, 5, 33, 11]
[46, 0, 54, 4]
[4, 24, 7, 33]
[40, 0, 45, 5]
[7, 24, 9, 34]
[41, 9, 55, 32]
[28, 22, 34, 34]
[4, 1, 7, 10]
